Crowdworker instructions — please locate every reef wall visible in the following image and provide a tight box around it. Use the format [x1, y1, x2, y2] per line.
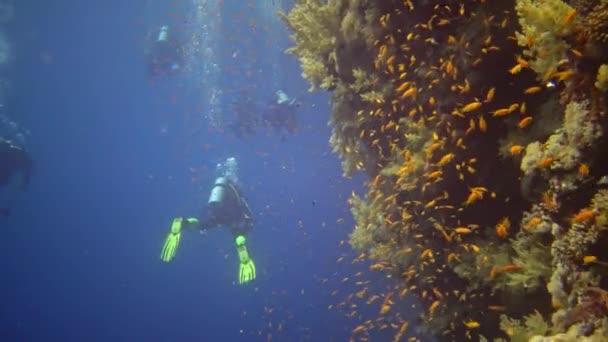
[283, 0, 608, 341]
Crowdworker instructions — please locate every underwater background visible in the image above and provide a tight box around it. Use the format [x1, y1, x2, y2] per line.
[0, 0, 378, 341]
[2, 0, 608, 341]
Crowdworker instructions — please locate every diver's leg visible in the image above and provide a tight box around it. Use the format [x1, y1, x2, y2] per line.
[235, 233, 256, 284]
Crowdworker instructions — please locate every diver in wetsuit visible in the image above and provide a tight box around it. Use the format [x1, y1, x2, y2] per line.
[160, 157, 256, 285]
[0, 138, 31, 217]
[147, 25, 185, 77]
[262, 90, 300, 135]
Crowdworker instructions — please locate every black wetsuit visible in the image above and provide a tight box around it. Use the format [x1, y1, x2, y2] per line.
[147, 38, 184, 77]
[199, 180, 253, 237]
[263, 102, 298, 134]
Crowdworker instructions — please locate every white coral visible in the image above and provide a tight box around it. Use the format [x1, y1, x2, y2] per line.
[563, 100, 601, 147]
[521, 141, 543, 174]
[521, 100, 601, 173]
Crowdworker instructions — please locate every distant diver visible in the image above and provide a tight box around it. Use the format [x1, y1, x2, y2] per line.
[229, 90, 301, 140]
[146, 25, 184, 77]
[160, 157, 257, 285]
[262, 90, 300, 136]
[0, 138, 31, 217]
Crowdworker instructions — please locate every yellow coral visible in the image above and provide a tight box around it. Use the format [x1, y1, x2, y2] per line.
[515, 0, 576, 80]
[595, 64, 608, 91]
[281, 0, 340, 90]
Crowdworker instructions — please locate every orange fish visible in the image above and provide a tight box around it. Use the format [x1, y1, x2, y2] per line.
[509, 64, 522, 74]
[454, 227, 473, 234]
[488, 305, 506, 312]
[510, 145, 524, 155]
[579, 163, 589, 176]
[492, 108, 510, 117]
[518, 116, 533, 128]
[526, 216, 543, 231]
[429, 300, 440, 319]
[461, 101, 482, 113]
[524, 86, 542, 94]
[563, 8, 576, 25]
[537, 157, 555, 168]
[478, 116, 487, 132]
[484, 88, 495, 103]
[495, 217, 510, 239]
[571, 208, 596, 224]
[401, 87, 417, 99]
[353, 325, 366, 334]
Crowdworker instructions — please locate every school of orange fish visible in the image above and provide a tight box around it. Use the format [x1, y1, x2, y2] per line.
[284, 0, 608, 340]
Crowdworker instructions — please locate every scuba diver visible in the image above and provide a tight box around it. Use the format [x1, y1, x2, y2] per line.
[262, 90, 300, 136]
[160, 157, 256, 285]
[146, 25, 185, 77]
[0, 138, 31, 217]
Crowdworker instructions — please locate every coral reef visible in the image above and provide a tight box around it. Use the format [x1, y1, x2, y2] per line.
[515, 0, 575, 81]
[499, 311, 553, 342]
[283, 0, 608, 340]
[520, 99, 601, 174]
[595, 64, 608, 91]
[279, 0, 340, 90]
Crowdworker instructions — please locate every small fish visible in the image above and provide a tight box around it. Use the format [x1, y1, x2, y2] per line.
[454, 227, 473, 234]
[524, 86, 543, 95]
[484, 88, 495, 103]
[487, 305, 506, 312]
[570, 49, 583, 57]
[537, 157, 555, 168]
[563, 8, 576, 25]
[579, 163, 589, 176]
[510, 145, 524, 155]
[583, 255, 608, 266]
[492, 108, 510, 117]
[583, 255, 597, 264]
[463, 320, 480, 329]
[553, 70, 574, 82]
[478, 116, 487, 132]
[518, 116, 533, 128]
[516, 56, 529, 67]
[461, 101, 482, 113]
[509, 64, 522, 74]
[495, 217, 510, 239]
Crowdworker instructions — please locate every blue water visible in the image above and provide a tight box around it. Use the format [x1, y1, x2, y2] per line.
[0, 0, 388, 340]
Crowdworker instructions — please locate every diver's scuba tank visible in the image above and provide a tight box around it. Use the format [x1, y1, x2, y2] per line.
[157, 25, 170, 42]
[276, 90, 290, 105]
[276, 90, 300, 108]
[208, 177, 228, 205]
